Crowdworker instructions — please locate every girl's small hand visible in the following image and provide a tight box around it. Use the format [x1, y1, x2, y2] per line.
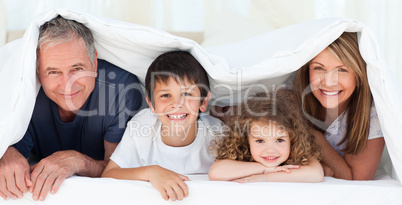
[263, 165, 300, 174]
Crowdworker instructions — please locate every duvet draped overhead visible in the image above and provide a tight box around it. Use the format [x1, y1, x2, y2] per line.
[0, 9, 401, 182]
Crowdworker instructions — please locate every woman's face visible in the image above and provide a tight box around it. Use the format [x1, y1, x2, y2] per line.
[309, 49, 357, 114]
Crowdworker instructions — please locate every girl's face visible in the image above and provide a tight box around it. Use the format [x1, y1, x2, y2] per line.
[248, 120, 291, 168]
[309, 49, 357, 114]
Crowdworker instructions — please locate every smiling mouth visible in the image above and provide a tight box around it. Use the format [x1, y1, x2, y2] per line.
[263, 156, 279, 160]
[321, 89, 341, 96]
[60, 90, 80, 98]
[167, 114, 188, 120]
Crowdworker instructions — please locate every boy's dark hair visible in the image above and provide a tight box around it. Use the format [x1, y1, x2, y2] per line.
[145, 51, 210, 105]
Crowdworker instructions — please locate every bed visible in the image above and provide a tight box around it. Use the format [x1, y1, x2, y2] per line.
[2, 171, 402, 205]
[1, 9, 402, 204]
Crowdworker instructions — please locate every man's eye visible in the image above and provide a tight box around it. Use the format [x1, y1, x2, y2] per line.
[48, 71, 59, 75]
[73, 67, 83, 72]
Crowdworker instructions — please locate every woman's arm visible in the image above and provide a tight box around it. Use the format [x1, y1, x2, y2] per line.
[234, 156, 323, 183]
[344, 137, 384, 180]
[312, 130, 385, 180]
[312, 129, 353, 179]
[208, 159, 266, 181]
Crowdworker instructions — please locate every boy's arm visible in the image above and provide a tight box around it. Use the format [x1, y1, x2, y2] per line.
[208, 159, 267, 181]
[234, 156, 324, 183]
[102, 160, 148, 180]
[102, 160, 189, 201]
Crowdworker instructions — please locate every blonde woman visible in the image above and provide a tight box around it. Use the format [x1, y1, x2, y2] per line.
[294, 32, 385, 180]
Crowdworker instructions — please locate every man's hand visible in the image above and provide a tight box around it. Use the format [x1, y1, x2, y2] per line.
[29, 150, 84, 201]
[0, 147, 32, 200]
[147, 166, 189, 201]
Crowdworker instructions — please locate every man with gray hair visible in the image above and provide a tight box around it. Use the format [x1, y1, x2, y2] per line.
[0, 15, 144, 201]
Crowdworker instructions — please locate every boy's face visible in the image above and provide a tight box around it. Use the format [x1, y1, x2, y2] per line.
[147, 77, 210, 133]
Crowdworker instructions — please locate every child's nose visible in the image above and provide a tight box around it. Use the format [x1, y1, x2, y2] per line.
[171, 103, 183, 109]
[264, 143, 276, 152]
[171, 96, 184, 109]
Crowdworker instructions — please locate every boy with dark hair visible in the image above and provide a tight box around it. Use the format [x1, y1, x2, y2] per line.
[102, 51, 223, 201]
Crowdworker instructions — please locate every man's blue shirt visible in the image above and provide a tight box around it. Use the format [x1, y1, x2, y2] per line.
[14, 59, 145, 160]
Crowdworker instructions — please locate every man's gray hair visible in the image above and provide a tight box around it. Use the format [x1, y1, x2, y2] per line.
[36, 15, 96, 69]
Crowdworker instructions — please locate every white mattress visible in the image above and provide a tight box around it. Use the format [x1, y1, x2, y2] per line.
[2, 170, 401, 204]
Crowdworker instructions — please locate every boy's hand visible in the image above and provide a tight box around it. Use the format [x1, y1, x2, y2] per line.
[148, 166, 189, 201]
[263, 165, 300, 174]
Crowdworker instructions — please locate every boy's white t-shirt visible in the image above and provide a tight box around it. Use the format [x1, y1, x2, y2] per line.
[110, 108, 224, 175]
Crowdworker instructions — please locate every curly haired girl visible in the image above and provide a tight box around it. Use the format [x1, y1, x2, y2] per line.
[209, 89, 323, 182]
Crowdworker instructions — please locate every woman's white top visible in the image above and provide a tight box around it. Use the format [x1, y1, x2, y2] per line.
[325, 106, 383, 157]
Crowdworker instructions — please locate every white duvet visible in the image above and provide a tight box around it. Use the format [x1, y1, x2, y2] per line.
[0, 9, 402, 204]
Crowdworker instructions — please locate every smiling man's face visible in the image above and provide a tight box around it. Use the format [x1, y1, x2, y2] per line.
[38, 37, 98, 114]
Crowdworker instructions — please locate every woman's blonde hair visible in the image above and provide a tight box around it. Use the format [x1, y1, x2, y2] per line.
[215, 89, 321, 165]
[294, 32, 372, 155]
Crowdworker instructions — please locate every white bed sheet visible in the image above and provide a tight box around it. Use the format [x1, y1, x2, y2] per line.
[1, 170, 401, 205]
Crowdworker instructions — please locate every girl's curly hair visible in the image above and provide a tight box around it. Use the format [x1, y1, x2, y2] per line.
[214, 89, 321, 165]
